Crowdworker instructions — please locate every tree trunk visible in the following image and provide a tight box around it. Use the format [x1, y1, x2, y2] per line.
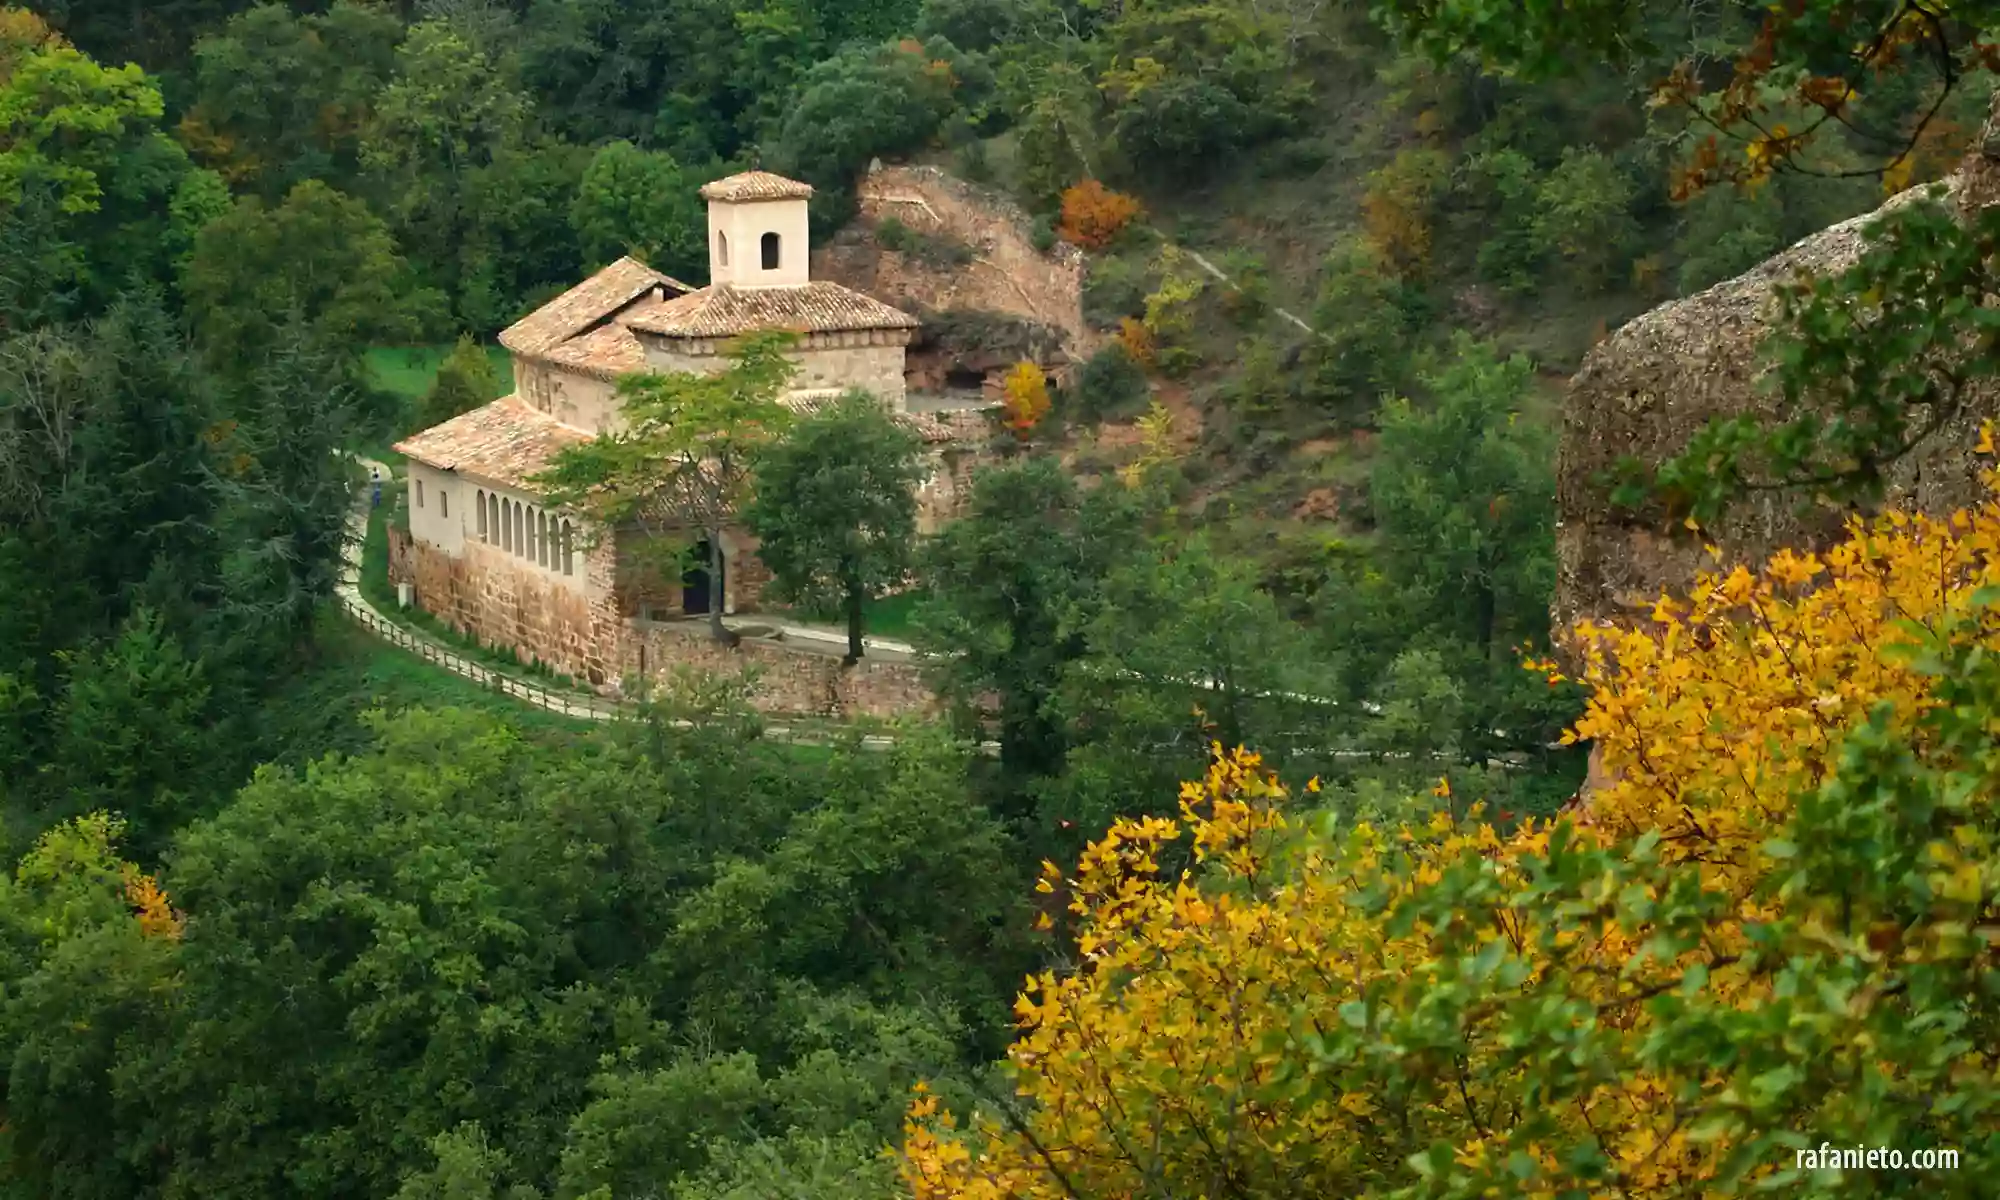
[706, 531, 737, 646]
[844, 577, 865, 665]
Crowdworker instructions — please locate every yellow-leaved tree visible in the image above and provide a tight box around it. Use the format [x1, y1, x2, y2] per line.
[1001, 360, 1052, 440]
[900, 436, 2000, 1198]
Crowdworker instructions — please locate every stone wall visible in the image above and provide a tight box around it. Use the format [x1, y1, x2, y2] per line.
[401, 533, 624, 685]
[519, 358, 620, 433]
[388, 524, 946, 721]
[609, 525, 774, 619]
[815, 164, 1093, 360]
[639, 329, 914, 409]
[620, 620, 940, 719]
[792, 342, 910, 407]
[387, 522, 413, 586]
[917, 442, 986, 533]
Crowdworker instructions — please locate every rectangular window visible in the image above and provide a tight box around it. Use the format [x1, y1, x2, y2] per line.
[415, 479, 425, 508]
[440, 491, 449, 518]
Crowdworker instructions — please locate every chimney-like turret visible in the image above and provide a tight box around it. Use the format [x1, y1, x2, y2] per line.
[700, 171, 814, 289]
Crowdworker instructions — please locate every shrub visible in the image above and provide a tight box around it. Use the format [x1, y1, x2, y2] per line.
[413, 334, 499, 432]
[876, 216, 976, 268]
[1113, 317, 1154, 368]
[1531, 146, 1639, 287]
[1069, 342, 1149, 423]
[1082, 255, 1152, 328]
[1138, 247, 1205, 377]
[1360, 148, 1449, 281]
[1108, 77, 1257, 175]
[1304, 235, 1408, 414]
[1057, 180, 1142, 250]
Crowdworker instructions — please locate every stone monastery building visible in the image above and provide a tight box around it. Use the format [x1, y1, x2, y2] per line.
[391, 169, 986, 692]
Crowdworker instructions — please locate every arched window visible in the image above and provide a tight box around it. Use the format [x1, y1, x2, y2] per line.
[538, 511, 550, 567]
[502, 499, 513, 552]
[514, 501, 526, 556]
[488, 493, 500, 546]
[561, 521, 574, 576]
[527, 507, 538, 564]
[717, 231, 729, 266]
[761, 231, 780, 271]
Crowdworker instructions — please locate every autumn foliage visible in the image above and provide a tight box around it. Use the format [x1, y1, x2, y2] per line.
[999, 360, 1051, 439]
[1113, 317, 1154, 368]
[1056, 180, 1142, 250]
[900, 435, 2000, 1198]
[1360, 148, 1446, 280]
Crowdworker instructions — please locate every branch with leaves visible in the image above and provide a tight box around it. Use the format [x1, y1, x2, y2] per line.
[529, 331, 798, 644]
[1374, 0, 2000, 197]
[1609, 187, 2000, 524]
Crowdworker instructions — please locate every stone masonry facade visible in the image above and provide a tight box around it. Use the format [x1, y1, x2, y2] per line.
[389, 169, 984, 721]
[392, 524, 623, 686]
[619, 620, 940, 720]
[388, 523, 941, 718]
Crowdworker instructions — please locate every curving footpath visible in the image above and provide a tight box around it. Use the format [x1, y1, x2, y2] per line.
[333, 455, 916, 751]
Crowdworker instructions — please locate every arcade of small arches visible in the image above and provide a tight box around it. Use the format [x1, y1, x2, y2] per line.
[474, 487, 577, 577]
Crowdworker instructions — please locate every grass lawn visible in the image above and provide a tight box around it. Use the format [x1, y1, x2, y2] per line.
[264, 612, 602, 763]
[364, 343, 515, 402]
[862, 590, 925, 640]
[357, 343, 516, 467]
[770, 589, 927, 642]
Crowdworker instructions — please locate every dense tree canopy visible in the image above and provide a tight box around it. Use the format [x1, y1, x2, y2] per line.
[8, 0, 1993, 1194]
[743, 389, 926, 663]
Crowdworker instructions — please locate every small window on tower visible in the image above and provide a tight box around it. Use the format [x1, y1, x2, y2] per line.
[761, 232, 780, 270]
[415, 479, 424, 508]
[440, 491, 448, 518]
[717, 231, 729, 266]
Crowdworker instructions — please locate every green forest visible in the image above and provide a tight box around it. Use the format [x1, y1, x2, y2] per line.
[4, 0, 2000, 1196]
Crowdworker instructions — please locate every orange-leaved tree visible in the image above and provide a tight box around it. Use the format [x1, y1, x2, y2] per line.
[1057, 180, 1142, 251]
[900, 434, 2000, 1198]
[1113, 317, 1154, 369]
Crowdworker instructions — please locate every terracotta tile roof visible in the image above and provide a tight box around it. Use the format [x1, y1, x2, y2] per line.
[699, 171, 813, 202]
[540, 321, 651, 380]
[392, 395, 592, 491]
[625, 282, 919, 340]
[498, 257, 690, 359]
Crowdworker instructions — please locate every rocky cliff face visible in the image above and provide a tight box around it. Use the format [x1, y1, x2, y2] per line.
[1554, 90, 2000, 655]
[812, 163, 1093, 392]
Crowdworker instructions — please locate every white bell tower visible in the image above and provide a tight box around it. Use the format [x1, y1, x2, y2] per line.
[701, 171, 814, 289]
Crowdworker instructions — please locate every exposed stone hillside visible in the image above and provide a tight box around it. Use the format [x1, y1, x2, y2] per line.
[813, 163, 1092, 392]
[1554, 90, 2000, 654]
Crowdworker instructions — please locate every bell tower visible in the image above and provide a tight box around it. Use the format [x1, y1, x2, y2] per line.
[701, 171, 814, 289]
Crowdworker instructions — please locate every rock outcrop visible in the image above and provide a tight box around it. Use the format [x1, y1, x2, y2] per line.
[812, 163, 1094, 380]
[1554, 88, 2000, 653]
